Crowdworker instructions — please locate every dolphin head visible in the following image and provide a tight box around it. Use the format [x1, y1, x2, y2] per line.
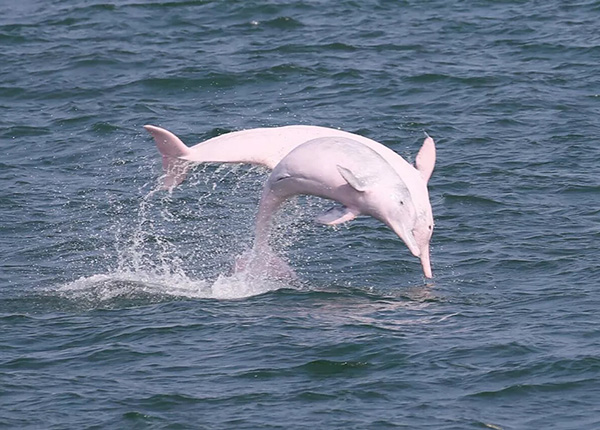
[337, 161, 433, 279]
[335, 133, 436, 279]
[383, 183, 434, 279]
[339, 167, 427, 275]
[411, 207, 434, 278]
[378, 181, 419, 252]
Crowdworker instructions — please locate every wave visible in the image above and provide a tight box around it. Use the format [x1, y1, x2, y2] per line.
[45, 163, 305, 306]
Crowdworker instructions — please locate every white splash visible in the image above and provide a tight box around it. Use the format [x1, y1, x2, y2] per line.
[57, 165, 296, 303]
[58, 268, 287, 302]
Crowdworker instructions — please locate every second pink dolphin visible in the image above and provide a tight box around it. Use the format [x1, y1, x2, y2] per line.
[144, 124, 436, 278]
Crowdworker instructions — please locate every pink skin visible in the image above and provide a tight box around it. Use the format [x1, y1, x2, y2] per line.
[253, 136, 423, 276]
[144, 125, 436, 278]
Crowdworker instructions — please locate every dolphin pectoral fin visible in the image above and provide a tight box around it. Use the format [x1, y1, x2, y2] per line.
[337, 165, 370, 192]
[315, 205, 358, 225]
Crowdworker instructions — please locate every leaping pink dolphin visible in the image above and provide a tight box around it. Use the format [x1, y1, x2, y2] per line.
[144, 124, 436, 278]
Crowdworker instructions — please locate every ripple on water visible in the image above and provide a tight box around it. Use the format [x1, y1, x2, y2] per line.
[2, 0, 600, 428]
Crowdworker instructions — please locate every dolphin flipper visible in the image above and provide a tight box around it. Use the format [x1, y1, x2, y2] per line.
[315, 205, 358, 225]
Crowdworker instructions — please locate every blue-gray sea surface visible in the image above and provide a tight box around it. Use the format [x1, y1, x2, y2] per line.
[1, 1, 599, 429]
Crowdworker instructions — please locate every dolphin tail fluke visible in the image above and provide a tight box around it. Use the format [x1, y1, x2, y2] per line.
[144, 125, 192, 189]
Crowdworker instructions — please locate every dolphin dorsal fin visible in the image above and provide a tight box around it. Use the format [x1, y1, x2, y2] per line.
[337, 165, 370, 192]
[415, 132, 436, 183]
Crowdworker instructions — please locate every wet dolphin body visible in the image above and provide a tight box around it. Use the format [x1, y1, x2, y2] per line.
[252, 136, 432, 277]
[144, 124, 436, 278]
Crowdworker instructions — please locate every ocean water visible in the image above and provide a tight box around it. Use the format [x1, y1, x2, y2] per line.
[1, 0, 599, 428]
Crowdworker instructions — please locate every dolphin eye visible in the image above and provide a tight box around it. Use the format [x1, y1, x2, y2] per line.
[428, 225, 432, 230]
[400, 200, 404, 205]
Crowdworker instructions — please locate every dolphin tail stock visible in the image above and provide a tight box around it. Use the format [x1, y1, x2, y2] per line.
[144, 124, 296, 189]
[234, 245, 297, 281]
[144, 125, 193, 189]
[232, 187, 297, 281]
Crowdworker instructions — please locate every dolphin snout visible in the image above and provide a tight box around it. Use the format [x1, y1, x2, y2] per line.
[407, 242, 421, 258]
[420, 246, 432, 279]
[390, 224, 421, 258]
[390, 224, 434, 278]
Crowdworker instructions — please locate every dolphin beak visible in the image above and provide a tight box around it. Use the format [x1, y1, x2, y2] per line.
[390, 224, 433, 278]
[420, 245, 433, 279]
[391, 224, 421, 258]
